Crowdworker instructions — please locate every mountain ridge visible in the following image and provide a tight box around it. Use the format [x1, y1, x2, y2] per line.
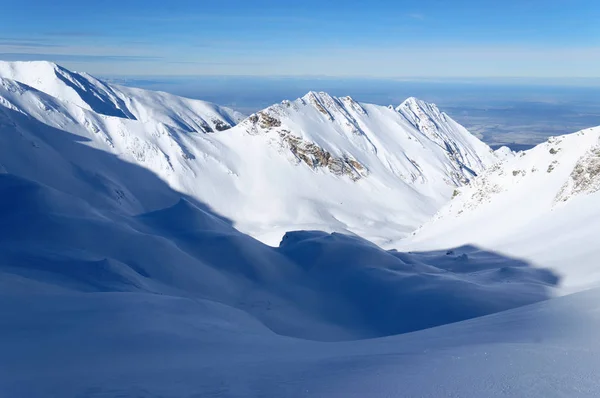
[2, 60, 600, 397]
[0, 60, 244, 132]
[0, 60, 498, 245]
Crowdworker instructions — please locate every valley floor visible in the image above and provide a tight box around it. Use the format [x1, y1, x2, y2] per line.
[3, 287, 600, 397]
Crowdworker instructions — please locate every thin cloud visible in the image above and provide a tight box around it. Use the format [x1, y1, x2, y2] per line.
[44, 31, 105, 38]
[0, 53, 162, 63]
[407, 13, 425, 20]
[166, 60, 263, 66]
[125, 13, 317, 24]
[0, 37, 62, 48]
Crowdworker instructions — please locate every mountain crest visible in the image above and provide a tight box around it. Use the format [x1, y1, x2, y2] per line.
[0, 60, 244, 135]
[241, 90, 496, 189]
[0, 62, 497, 246]
[0, 60, 134, 119]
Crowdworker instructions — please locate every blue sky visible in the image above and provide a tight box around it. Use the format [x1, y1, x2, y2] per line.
[1, 0, 599, 77]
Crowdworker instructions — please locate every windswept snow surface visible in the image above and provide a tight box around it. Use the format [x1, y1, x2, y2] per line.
[0, 61, 497, 246]
[400, 127, 600, 293]
[3, 269, 600, 397]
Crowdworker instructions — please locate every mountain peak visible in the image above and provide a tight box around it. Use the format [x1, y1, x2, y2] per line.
[0, 60, 76, 83]
[396, 96, 448, 131]
[0, 60, 59, 70]
[0, 61, 243, 131]
[301, 91, 360, 106]
[397, 96, 441, 114]
[302, 90, 334, 103]
[401, 96, 420, 105]
[0, 60, 135, 118]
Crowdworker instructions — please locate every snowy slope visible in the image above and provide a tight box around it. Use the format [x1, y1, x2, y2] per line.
[0, 149, 564, 395]
[400, 127, 600, 293]
[0, 168, 557, 340]
[0, 167, 594, 396]
[0, 61, 244, 132]
[0, 61, 497, 246]
[0, 67, 554, 341]
[2, 265, 599, 397]
[231, 92, 497, 244]
[1, 61, 599, 397]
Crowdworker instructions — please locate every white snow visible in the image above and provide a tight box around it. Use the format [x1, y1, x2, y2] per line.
[2, 265, 600, 397]
[2, 61, 600, 397]
[0, 62, 498, 246]
[0, 61, 244, 128]
[0, 164, 571, 396]
[399, 128, 600, 293]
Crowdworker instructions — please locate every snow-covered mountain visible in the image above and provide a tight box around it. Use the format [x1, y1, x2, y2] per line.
[0, 61, 244, 131]
[0, 61, 497, 246]
[2, 60, 600, 397]
[226, 91, 499, 244]
[0, 61, 552, 341]
[400, 127, 600, 293]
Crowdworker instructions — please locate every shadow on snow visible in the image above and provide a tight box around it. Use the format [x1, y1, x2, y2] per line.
[0, 105, 560, 341]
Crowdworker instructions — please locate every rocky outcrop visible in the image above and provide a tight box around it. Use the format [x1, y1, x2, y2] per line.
[248, 111, 281, 129]
[244, 108, 368, 181]
[279, 131, 367, 181]
[556, 146, 600, 202]
[212, 119, 231, 131]
[547, 160, 558, 173]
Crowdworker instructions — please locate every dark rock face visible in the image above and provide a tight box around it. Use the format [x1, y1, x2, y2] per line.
[248, 111, 281, 129]
[212, 119, 231, 131]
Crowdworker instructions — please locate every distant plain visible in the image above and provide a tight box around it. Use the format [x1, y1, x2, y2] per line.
[108, 75, 600, 151]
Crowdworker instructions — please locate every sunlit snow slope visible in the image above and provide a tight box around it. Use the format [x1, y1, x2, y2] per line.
[0, 61, 498, 246]
[400, 127, 600, 293]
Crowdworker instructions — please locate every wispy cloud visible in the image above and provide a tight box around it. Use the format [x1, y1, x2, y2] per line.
[0, 53, 162, 63]
[165, 60, 263, 66]
[0, 37, 62, 48]
[407, 13, 425, 20]
[124, 13, 317, 24]
[3, 41, 599, 79]
[44, 31, 105, 38]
